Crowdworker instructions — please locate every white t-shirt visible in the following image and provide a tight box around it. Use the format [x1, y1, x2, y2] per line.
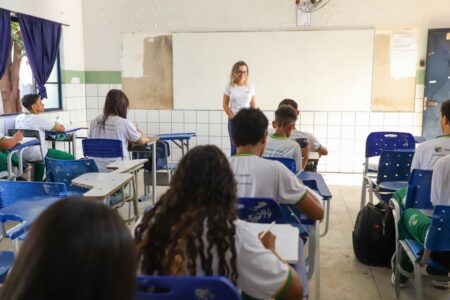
[88, 115, 141, 171]
[264, 134, 303, 171]
[431, 155, 450, 206]
[224, 84, 255, 115]
[228, 155, 307, 205]
[15, 113, 56, 161]
[290, 130, 321, 152]
[410, 134, 450, 171]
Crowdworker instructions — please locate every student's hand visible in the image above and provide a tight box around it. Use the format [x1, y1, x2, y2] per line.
[259, 231, 276, 251]
[13, 131, 23, 142]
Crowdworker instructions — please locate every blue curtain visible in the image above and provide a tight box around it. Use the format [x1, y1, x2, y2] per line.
[0, 9, 11, 79]
[17, 13, 61, 99]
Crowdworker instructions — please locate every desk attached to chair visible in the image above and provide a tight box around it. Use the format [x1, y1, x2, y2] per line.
[46, 127, 83, 158]
[71, 172, 134, 200]
[157, 132, 196, 156]
[7, 137, 40, 180]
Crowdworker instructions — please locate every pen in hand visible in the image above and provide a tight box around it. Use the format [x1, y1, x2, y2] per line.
[259, 221, 276, 239]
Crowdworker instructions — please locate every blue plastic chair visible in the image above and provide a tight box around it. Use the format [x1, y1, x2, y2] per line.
[136, 276, 240, 300]
[394, 205, 450, 300]
[82, 138, 123, 158]
[0, 251, 14, 283]
[364, 149, 414, 206]
[45, 157, 99, 195]
[263, 156, 297, 174]
[404, 169, 433, 210]
[361, 132, 415, 208]
[0, 182, 67, 246]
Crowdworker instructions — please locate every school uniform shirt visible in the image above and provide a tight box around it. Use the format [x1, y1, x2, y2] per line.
[228, 154, 307, 205]
[88, 114, 142, 171]
[263, 134, 303, 171]
[224, 84, 255, 115]
[431, 155, 450, 206]
[15, 113, 56, 161]
[289, 130, 322, 152]
[410, 134, 450, 171]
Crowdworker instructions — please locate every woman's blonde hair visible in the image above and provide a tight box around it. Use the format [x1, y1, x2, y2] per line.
[229, 61, 249, 86]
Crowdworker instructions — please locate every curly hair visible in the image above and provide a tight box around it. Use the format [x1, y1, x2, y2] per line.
[135, 145, 239, 283]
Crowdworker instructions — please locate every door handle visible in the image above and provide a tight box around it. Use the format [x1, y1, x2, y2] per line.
[424, 97, 439, 111]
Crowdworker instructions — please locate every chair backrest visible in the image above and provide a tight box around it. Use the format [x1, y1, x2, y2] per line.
[45, 157, 99, 193]
[0, 251, 14, 283]
[425, 205, 450, 252]
[82, 139, 123, 158]
[404, 169, 433, 210]
[237, 197, 283, 223]
[7, 129, 40, 140]
[0, 181, 67, 208]
[263, 156, 297, 174]
[132, 141, 171, 170]
[365, 132, 415, 158]
[136, 276, 241, 300]
[376, 149, 415, 184]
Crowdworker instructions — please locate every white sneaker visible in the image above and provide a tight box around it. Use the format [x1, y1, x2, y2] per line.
[391, 273, 408, 288]
[431, 280, 449, 289]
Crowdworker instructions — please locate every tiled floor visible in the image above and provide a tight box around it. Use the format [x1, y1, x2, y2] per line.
[1, 173, 449, 299]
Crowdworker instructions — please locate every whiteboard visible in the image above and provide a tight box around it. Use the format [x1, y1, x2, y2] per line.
[173, 30, 374, 111]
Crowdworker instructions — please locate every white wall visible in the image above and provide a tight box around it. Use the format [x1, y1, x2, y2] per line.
[82, 0, 450, 70]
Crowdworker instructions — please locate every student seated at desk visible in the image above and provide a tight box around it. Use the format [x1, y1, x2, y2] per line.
[0, 197, 137, 300]
[15, 94, 74, 181]
[278, 99, 328, 167]
[0, 130, 23, 172]
[135, 145, 303, 300]
[393, 155, 450, 289]
[264, 105, 303, 171]
[88, 89, 149, 171]
[229, 108, 323, 221]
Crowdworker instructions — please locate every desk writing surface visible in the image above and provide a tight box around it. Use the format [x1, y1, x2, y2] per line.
[245, 222, 299, 263]
[107, 159, 147, 173]
[72, 172, 134, 199]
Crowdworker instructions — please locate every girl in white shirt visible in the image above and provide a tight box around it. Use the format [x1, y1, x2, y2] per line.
[135, 145, 303, 300]
[88, 89, 149, 171]
[223, 61, 256, 156]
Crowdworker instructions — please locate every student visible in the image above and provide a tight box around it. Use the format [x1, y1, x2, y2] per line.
[0, 130, 23, 172]
[394, 155, 450, 288]
[88, 89, 149, 171]
[410, 99, 450, 170]
[223, 61, 256, 156]
[135, 145, 303, 300]
[0, 197, 137, 300]
[15, 94, 74, 181]
[229, 108, 324, 221]
[278, 99, 328, 166]
[264, 105, 303, 171]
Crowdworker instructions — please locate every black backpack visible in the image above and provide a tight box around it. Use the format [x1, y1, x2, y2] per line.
[352, 201, 396, 267]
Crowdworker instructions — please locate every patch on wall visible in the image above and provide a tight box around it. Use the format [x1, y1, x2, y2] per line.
[122, 34, 173, 109]
[372, 34, 416, 112]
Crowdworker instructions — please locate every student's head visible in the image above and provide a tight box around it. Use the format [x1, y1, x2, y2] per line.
[440, 99, 450, 133]
[231, 108, 268, 151]
[103, 89, 129, 120]
[21, 94, 44, 113]
[230, 61, 249, 86]
[1, 198, 137, 300]
[135, 145, 238, 282]
[273, 105, 297, 136]
[278, 98, 299, 116]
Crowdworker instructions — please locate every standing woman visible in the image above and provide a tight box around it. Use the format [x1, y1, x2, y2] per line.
[223, 61, 256, 156]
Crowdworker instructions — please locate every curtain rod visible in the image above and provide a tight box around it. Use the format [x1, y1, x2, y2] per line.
[9, 11, 70, 27]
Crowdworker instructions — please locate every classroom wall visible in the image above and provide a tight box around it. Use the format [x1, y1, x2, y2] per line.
[0, 0, 87, 157]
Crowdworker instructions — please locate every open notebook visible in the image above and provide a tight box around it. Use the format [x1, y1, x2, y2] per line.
[245, 223, 299, 263]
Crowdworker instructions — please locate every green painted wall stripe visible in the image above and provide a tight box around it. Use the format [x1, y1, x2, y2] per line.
[61, 70, 122, 84]
[416, 69, 425, 85]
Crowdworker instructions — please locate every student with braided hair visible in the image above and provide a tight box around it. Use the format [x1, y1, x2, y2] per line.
[135, 145, 303, 300]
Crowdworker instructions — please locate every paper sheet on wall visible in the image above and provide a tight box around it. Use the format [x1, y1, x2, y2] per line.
[390, 33, 417, 79]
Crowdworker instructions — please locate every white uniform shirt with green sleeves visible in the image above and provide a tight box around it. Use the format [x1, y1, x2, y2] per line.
[15, 113, 56, 161]
[228, 155, 307, 205]
[224, 84, 255, 115]
[264, 133, 303, 171]
[289, 129, 321, 152]
[195, 219, 291, 299]
[431, 155, 450, 206]
[88, 115, 142, 171]
[410, 134, 450, 171]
